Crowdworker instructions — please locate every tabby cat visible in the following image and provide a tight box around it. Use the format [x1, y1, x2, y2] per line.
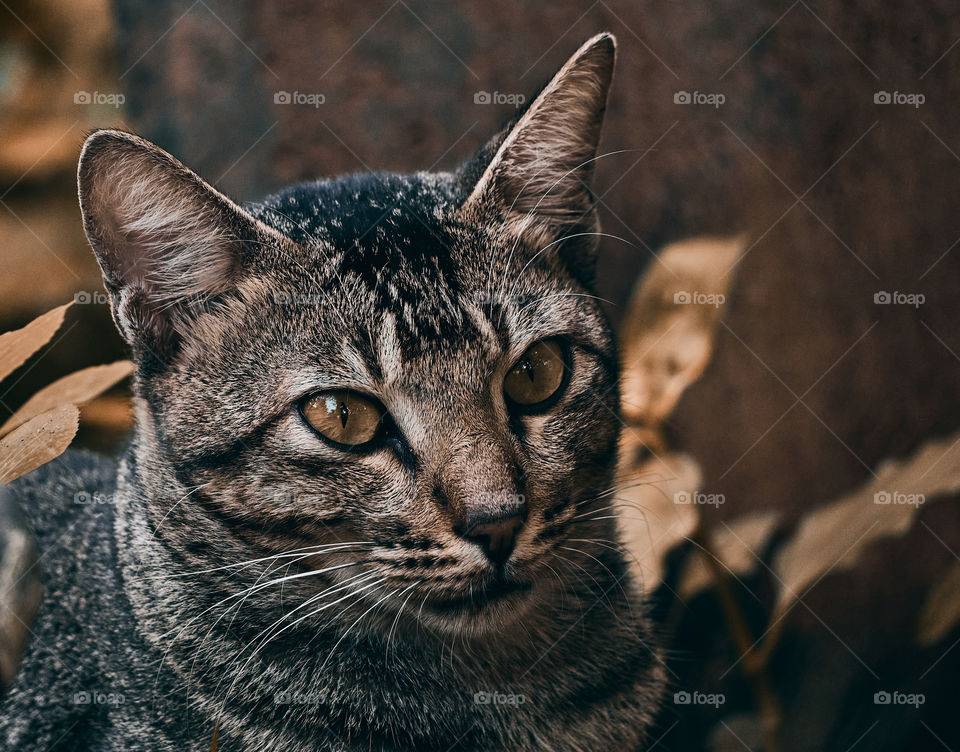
[0, 33, 665, 750]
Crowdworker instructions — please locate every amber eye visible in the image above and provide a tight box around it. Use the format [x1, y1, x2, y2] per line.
[301, 391, 384, 447]
[503, 339, 568, 410]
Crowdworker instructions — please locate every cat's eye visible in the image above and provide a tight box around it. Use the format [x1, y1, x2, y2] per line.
[503, 339, 568, 411]
[301, 391, 384, 447]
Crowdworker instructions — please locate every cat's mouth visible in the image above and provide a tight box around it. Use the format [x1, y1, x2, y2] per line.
[424, 578, 532, 614]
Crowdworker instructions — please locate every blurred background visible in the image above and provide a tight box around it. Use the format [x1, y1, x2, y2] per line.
[1, 1, 959, 750]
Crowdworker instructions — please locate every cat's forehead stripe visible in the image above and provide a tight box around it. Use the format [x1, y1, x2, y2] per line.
[376, 312, 402, 385]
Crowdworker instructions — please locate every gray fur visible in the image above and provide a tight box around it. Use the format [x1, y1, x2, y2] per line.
[1, 33, 665, 751]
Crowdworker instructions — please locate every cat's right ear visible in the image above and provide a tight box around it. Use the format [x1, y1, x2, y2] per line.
[78, 130, 275, 361]
[460, 34, 616, 282]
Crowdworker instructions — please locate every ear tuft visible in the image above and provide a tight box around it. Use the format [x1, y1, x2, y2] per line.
[464, 33, 617, 262]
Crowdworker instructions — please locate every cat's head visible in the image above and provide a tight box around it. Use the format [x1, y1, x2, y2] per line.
[79, 34, 623, 634]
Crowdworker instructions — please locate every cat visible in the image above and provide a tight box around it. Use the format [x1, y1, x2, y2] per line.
[0, 33, 666, 751]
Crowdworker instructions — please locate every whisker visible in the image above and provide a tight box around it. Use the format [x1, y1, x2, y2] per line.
[493, 148, 648, 326]
[214, 575, 387, 714]
[504, 231, 640, 305]
[154, 557, 370, 690]
[169, 541, 376, 578]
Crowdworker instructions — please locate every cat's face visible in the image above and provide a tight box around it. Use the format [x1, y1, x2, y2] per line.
[79, 34, 621, 634]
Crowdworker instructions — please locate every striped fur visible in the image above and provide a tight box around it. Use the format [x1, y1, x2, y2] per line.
[2, 33, 665, 750]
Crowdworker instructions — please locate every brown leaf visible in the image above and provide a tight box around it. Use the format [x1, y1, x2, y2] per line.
[0, 361, 134, 437]
[620, 237, 745, 425]
[678, 511, 781, 599]
[617, 447, 702, 591]
[0, 302, 72, 386]
[0, 406, 79, 485]
[773, 431, 960, 618]
[916, 559, 960, 646]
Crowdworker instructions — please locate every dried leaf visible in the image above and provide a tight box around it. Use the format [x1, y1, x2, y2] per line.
[0, 361, 133, 437]
[0, 406, 79, 485]
[620, 237, 744, 425]
[916, 559, 960, 646]
[79, 394, 135, 435]
[617, 446, 702, 591]
[679, 511, 781, 599]
[0, 302, 71, 386]
[773, 431, 960, 617]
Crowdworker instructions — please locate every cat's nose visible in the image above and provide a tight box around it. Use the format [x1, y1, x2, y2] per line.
[458, 513, 525, 566]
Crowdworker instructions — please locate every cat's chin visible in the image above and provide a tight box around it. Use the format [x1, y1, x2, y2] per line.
[412, 577, 537, 634]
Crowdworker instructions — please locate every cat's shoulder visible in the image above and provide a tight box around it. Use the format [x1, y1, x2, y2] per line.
[7, 450, 118, 543]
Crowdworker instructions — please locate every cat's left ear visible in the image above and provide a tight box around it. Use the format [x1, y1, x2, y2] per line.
[78, 130, 278, 361]
[462, 33, 616, 280]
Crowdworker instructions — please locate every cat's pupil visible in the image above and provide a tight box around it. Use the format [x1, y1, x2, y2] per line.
[522, 358, 535, 382]
[503, 339, 568, 409]
[302, 391, 384, 447]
